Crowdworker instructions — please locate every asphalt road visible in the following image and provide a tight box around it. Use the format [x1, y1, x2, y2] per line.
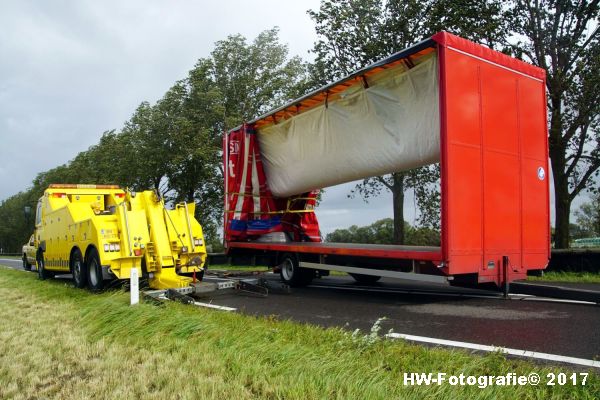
[203, 273, 600, 362]
[2, 258, 599, 363]
[0, 258, 29, 270]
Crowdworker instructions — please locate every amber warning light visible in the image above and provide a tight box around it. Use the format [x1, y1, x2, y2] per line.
[48, 184, 121, 189]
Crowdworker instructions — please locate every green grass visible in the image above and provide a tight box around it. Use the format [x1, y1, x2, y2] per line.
[0, 266, 598, 399]
[528, 271, 600, 284]
[208, 264, 270, 272]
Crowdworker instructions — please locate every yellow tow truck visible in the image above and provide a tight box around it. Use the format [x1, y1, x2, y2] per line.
[32, 184, 206, 291]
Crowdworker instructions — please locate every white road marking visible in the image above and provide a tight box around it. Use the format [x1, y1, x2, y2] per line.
[161, 296, 237, 312]
[193, 301, 237, 312]
[509, 293, 596, 305]
[308, 283, 598, 306]
[387, 332, 600, 369]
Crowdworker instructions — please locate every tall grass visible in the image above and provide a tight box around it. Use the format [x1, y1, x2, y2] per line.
[528, 271, 600, 284]
[0, 266, 598, 399]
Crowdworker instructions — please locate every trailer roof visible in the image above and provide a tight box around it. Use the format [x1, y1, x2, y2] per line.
[231, 31, 545, 132]
[235, 37, 436, 131]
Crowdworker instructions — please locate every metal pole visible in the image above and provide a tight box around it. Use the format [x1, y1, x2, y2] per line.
[122, 202, 133, 256]
[130, 266, 139, 305]
[183, 202, 195, 252]
[502, 255, 509, 298]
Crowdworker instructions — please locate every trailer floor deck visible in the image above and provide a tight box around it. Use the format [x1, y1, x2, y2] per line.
[227, 242, 443, 261]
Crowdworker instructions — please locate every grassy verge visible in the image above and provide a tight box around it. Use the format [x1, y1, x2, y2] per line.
[528, 271, 600, 284]
[0, 266, 597, 399]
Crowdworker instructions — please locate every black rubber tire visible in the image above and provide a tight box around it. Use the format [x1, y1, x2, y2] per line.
[349, 273, 381, 284]
[36, 250, 53, 280]
[22, 254, 32, 271]
[279, 253, 314, 287]
[70, 248, 87, 289]
[86, 248, 104, 292]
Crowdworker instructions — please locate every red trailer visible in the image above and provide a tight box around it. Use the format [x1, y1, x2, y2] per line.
[223, 32, 550, 288]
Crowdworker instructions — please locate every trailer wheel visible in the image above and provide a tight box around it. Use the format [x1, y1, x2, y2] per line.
[22, 254, 31, 271]
[70, 249, 87, 289]
[36, 250, 53, 280]
[86, 248, 104, 292]
[349, 273, 381, 285]
[279, 253, 313, 287]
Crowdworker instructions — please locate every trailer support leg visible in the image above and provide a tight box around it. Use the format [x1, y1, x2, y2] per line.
[502, 255, 509, 299]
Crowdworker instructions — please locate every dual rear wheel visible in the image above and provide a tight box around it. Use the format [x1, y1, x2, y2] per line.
[70, 247, 104, 291]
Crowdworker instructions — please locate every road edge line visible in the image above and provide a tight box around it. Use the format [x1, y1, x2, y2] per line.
[387, 332, 600, 369]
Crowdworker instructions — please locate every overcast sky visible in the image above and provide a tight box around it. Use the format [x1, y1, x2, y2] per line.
[0, 0, 399, 235]
[0, 1, 589, 235]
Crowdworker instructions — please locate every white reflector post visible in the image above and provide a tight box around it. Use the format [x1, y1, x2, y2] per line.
[130, 267, 139, 305]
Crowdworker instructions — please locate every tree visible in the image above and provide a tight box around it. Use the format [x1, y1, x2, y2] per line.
[309, 0, 506, 243]
[325, 218, 440, 245]
[507, 1, 600, 248]
[211, 27, 309, 129]
[0, 191, 40, 253]
[574, 193, 600, 237]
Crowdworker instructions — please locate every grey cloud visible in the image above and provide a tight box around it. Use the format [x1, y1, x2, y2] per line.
[0, 0, 320, 200]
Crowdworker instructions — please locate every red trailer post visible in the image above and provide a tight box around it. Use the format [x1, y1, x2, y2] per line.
[223, 32, 549, 288]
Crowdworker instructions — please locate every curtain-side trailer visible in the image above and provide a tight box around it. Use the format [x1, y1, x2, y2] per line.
[223, 32, 550, 288]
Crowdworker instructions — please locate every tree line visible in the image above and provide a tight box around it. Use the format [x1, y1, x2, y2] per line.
[0, 1, 598, 253]
[325, 218, 441, 246]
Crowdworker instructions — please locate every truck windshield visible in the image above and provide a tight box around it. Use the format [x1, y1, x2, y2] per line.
[35, 200, 42, 225]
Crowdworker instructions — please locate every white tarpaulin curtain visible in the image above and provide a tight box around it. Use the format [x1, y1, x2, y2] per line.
[257, 53, 440, 198]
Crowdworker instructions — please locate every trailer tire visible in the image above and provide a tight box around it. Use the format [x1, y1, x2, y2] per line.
[86, 248, 104, 292]
[349, 273, 381, 285]
[279, 253, 313, 287]
[36, 250, 53, 280]
[22, 254, 31, 271]
[70, 248, 87, 289]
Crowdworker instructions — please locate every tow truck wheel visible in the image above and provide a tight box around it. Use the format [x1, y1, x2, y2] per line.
[22, 254, 31, 271]
[86, 248, 104, 292]
[279, 253, 314, 287]
[36, 250, 53, 280]
[349, 273, 381, 284]
[70, 249, 87, 289]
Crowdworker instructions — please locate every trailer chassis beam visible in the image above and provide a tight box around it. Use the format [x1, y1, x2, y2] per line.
[299, 262, 450, 284]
